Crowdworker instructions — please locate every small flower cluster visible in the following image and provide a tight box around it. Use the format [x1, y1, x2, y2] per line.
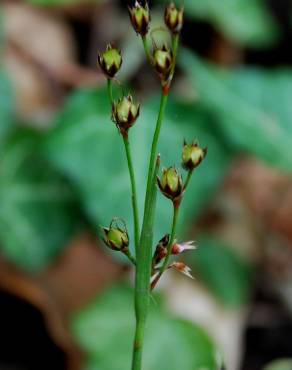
[98, 1, 206, 289]
[149, 140, 206, 288]
[97, 2, 185, 139]
[152, 234, 196, 281]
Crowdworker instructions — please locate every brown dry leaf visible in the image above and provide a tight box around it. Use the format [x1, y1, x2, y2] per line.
[4, 3, 76, 71]
[3, 2, 76, 122]
[227, 158, 292, 243]
[41, 234, 124, 315]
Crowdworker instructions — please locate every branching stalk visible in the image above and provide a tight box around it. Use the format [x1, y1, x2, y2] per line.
[123, 136, 140, 251]
[107, 78, 114, 105]
[107, 79, 140, 251]
[169, 34, 179, 84]
[131, 30, 181, 370]
[123, 249, 137, 266]
[183, 170, 193, 191]
[143, 92, 168, 217]
[132, 155, 160, 370]
[142, 35, 152, 65]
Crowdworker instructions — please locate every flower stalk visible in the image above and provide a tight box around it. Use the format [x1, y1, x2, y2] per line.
[107, 79, 140, 251]
[97, 4, 206, 370]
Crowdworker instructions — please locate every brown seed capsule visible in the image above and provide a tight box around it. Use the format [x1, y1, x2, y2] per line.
[128, 1, 150, 36]
[153, 234, 169, 267]
[112, 95, 140, 136]
[157, 167, 183, 203]
[152, 44, 173, 85]
[164, 2, 184, 34]
[97, 44, 122, 78]
[182, 141, 207, 171]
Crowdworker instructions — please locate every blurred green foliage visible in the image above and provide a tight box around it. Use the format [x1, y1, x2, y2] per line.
[0, 71, 14, 148]
[72, 284, 220, 370]
[191, 236, 253, 307]
[180, 49, 292, 171]
[162, 0, 279, 47]
[44, 88, 231, 254]
[1, 47, 292, 292]
[0, 130, 82, 272]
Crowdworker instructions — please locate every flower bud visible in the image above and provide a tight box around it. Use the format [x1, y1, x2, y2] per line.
[98, 44, 122, 78]
[164, 2, 184, 34]
[182, 141, 207, 171]
[128, 1, 150, 36]
[112, 95, 140, 136]
[157, 167, 183, 202]
[153, 44, 173, 84]
[101, 221, 129, 251]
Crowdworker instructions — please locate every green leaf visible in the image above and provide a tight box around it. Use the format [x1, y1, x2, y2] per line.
[44, 88, 231, 253]
[71, 284, 219, 370]
[179, 49, 292, 172]
[0, 130, 81, 272]
[191, 236, 253, 307]
[0, 71, 14, 147]
[264, 359, 292, 370]
[161, 0, 279, 47]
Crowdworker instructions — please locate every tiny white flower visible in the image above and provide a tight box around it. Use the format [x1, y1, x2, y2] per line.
[171, 240, 196, 255]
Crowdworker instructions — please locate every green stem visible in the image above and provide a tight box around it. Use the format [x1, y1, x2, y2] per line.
[131, 32, 180, 370]
[183, 170, 193, 191]
[143, 92, 168, 218]
[107, 78, 114, 105]
[123, 249, 136, 266]
[142, 35, 152, 66]
[151, 205, 179, 290]
[132, 155, 160, 370]
[123, 136, 140, 252]
[169, 34, 179, 83]
[107, 78, 140, 252]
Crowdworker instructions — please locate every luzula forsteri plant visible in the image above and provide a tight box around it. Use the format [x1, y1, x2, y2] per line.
[98, 2, 207, 370]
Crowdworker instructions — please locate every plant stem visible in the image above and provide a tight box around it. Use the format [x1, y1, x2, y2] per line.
[107, 79, 140, 251]
[142, 35, 152, 66]
[183, 170, 193, 191]
[123, 249, 136, 266]
[143, 92, 168, 217]
[131, 31, 180, 370]
[123, 136, 140, 251]
[169, 34, 179, 82]
[151, 170, 194, 290]
[151, 205, 179, 290]
[107, 78, 114, 105]
[132, 155, 160, 370]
